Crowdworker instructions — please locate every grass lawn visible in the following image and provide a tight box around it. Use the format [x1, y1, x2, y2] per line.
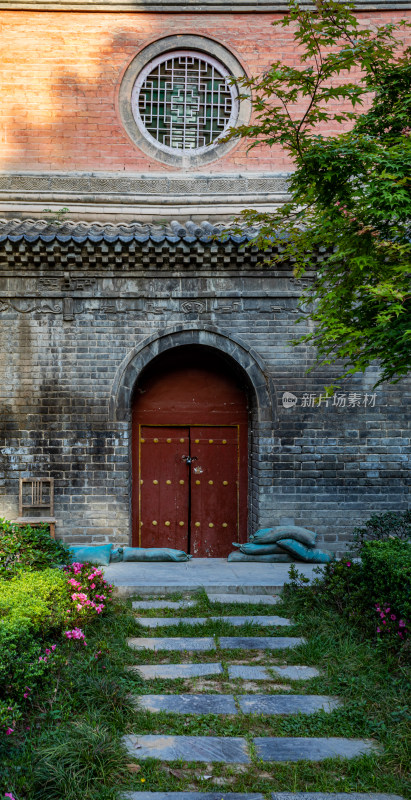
[2, 588, 410, 800]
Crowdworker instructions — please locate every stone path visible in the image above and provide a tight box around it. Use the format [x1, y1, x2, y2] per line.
[136, 615, 292, 628]
[124, 794, 403, 800]
[122, 591, 387, 799]
[206, 593, 280, 605]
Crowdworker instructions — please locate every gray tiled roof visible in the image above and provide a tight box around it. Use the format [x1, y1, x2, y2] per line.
[0, 219, 260, 246]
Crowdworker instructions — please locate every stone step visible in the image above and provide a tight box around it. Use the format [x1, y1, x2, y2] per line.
[122, 793, 403, 800]
[227, 665, 320, 681]
[127, 637, 216, 651]
[133, 693, 237, 714]
[128, 635, 303, 651]
[131, 693, 338, 715]
[128, 663, 223, 679]
[238, 694, 340, 714]
[136, 615, 291, 628]
[219, 636, 304, 650]
[123, 734, 379, 763]
[123, 734, 250, 762]
[123, 793, 264, 800]
[271, 795, 405, 800]
[254, 736, 380, 761]
[132, 600, 196, 610]
[207, 593, 280, 605]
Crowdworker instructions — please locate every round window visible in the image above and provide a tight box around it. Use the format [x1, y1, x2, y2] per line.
[132, 51, 239, 157]
[119, 36, 251, 168]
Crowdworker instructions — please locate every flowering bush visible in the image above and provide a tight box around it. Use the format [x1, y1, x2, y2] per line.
[375, 603, 409, 648]
[285, 538, 410, 658]
[64, 562, 113, 625]
[0, 561, 114, 739]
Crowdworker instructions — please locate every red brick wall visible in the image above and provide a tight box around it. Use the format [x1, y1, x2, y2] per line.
[0, 10, 409, 173]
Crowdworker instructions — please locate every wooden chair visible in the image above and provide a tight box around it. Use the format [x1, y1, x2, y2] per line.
[15, 477, 56, 538]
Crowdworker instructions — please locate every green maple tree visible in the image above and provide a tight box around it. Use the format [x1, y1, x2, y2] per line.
[228, 0, 411, 387]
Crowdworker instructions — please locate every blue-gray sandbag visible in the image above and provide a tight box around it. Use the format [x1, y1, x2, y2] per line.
[276, 538, 335, 563]
[250, 525, 317, 547]
[122, 547, 192, 562]
[227, 551, 294, 562]
[232, 542, 284, 555]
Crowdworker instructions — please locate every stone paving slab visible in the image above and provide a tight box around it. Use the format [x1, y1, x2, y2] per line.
[238, 694, 340, 714]
[128, 663, 224, 679]
[123, 793, 264, 800]
[219, 636, 304, 650]
[228, 665, 271, 680]
[271, 795, 405, 800]
[136, 616, 291, 628]
[104, 560, 320, 597]
[127, 637, 216, 651]
[133, 693, 237, 714]
[269, 665, 320, 680]
[132, 601, 195, 610]
[207, 593, 280, 605]
[254, 736, 380, 761]
[123, 734, 250, 762]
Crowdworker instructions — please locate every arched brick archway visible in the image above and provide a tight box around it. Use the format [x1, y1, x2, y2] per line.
[109, 326, 273, 545]
[109, 325, 273, 423]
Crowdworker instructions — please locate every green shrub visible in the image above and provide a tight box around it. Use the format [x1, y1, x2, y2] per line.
[0, 518, 70, 579]
[360, 539, 411, 622]
[0, 570, 70, 718]
[0, 568, 70, 631]
[284, 539, 411, 657]
[351, 510, 411, 553]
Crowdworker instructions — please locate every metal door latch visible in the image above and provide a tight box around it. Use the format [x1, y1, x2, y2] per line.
[182, 455, 198, 465]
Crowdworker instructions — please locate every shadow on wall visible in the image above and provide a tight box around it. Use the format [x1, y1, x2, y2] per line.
[0, 22, 277, 174]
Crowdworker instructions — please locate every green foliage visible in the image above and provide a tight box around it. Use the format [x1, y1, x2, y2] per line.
[284, 539, 411, 657]
[226, 0, 411, 386]
[0, 570, 70, 730]
[31, 720, 130, 800]
[0, 568, 70, 631]
[0, 518, 70, 579]
[361, 539, 411, 621]
[352, 510, 411, 551]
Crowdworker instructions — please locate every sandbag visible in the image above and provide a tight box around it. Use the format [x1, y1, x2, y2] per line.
[122, 547, 191, 562]
[276, 538, 335, 563]
[110, 547, 124, 562]
[227, 551, 294, 563]
[68, 544, 113, 566]
[233, 542, 283, 555]
[250, 525, 317, 548]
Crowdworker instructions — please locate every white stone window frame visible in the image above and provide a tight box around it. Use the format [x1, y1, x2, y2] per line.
[119, 35, 252, 169]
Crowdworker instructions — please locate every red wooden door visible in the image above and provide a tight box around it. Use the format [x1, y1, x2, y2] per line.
[190, 426, 239, 557]
[132, 346, 248, 555]
[139, 426, 189, 550]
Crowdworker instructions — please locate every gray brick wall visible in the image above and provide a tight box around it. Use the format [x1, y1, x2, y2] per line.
[0, 246, 409, 556]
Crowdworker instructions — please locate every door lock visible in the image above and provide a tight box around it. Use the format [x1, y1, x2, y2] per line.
[182, 455, 198, 465]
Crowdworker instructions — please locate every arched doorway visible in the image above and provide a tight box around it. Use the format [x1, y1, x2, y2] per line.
[131, 345, 249, 556]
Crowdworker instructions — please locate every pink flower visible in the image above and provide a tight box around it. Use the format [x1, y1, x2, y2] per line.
[399, 620, 406, 627]
[382, 620, 386, 625]
[5, 728, 14, 735]
[23, 693, 29, 699]
[346, 562, 351, 567]
[376, 627, 381, 633]
[5, 793, 17, 799]
[390, 614, 396, 621]
[380, 613, 385, 619]
[51, 644, 57, 651]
